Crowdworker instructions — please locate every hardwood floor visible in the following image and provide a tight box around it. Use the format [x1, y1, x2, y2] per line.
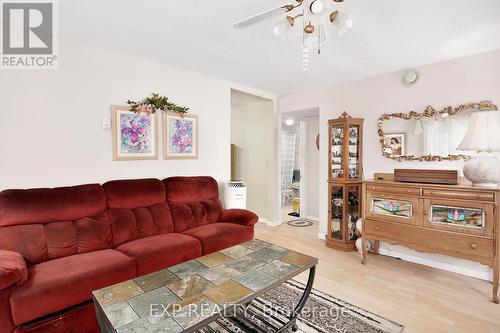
[255, 222, 500, 333]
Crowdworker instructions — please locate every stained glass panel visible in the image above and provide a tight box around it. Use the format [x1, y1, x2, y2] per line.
[372, 198, 412, 219]
[430, 205, 484, 229]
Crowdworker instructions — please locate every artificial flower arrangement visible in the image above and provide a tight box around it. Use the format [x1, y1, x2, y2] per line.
[127, 93, 189, 115]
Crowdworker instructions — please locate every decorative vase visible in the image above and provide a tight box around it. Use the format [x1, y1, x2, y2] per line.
[463, 154, 500, 187]
[356, 218, 363, 233]
[355, 237, 371, 254]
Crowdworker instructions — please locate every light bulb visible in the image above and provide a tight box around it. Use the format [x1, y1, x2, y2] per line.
[273, 25, 282, 37]
[304, 32, 315, 50]
[272, 18, 291, 41]
[285, 119, 295, 126]
[344, 14, 353, 29]
[310, 0, 325, 15]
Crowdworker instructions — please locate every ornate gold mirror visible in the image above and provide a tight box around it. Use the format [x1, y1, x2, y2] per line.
[378, 101, 497, 161]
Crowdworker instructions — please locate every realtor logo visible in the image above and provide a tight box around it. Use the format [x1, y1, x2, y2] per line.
[1, 0, 57, 69]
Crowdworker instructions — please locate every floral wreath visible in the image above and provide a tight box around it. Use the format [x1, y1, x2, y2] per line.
[127, 93, 189, 115]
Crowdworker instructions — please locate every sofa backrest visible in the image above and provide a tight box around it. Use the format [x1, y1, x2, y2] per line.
[0, 184, 110, 265]
[103, 178, 174, 247]
[163, 176, 223, 232]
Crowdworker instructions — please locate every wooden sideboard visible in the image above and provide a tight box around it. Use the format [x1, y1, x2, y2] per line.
[361, 179, 500, 303]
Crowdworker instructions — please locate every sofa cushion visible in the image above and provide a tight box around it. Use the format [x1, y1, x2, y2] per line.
[116, 233, 202, 276]
[103, 178, 166, 209]
[0, 250, 28, 291]
[163, 177, 223, 232]
[219, 209, 259, 226]
[0, 184, 111, 265]
[10, 250, 135, 325]
[103, 179, 174, 247]
[183, 223, 254, 254]
[0, 184, 106, 227]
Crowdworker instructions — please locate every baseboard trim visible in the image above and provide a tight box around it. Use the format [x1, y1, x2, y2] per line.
[305, 216, 319, 222]
[259, 218, 282, 227]
[378, 242, 493, 282]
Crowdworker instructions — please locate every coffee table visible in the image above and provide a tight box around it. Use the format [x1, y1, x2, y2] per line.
[93, 239, 318, 333]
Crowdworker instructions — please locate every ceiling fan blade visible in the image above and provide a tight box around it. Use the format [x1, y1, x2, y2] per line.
[233, 5, 289, 29]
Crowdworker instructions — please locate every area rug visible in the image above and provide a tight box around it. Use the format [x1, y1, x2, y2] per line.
[203, 280, 404, 333]
[286, 219, 314, 227]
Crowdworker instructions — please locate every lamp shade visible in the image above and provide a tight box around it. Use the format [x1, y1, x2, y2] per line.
[457, 110, 500, 152]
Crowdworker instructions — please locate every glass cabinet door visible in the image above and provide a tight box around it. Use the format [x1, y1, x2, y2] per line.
[348, 124, 361, 179]
[423, 198, 493, 237]
[330, 185, 344, 240]
[347, 185, 361, 241]
[331, 124, 345, 179]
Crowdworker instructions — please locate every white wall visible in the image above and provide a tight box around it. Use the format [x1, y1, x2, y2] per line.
[0, 39, 275, 190]
[304, 117, 319, 219]
[279, 49, 500, 281]
[231, 100, 274, 220]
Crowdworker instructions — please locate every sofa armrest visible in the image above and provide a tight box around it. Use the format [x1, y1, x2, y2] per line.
[0, 250, 28, 291]
[219, 209, 258, 226]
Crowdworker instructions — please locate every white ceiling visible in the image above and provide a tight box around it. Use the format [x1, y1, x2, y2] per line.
[60, 0, 500, 95]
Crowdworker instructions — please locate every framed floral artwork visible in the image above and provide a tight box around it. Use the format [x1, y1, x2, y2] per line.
[163, 112, 198, 160]
[111, 105, 158, 161]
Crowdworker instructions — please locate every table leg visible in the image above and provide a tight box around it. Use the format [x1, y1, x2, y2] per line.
[361, 231, 367, 265]
[374, 240, 380, 255]
[493, 238, 499, 304]
[277, 266, 316, 333]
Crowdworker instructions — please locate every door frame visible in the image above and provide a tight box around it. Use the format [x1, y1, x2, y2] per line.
[230, 88, 280, 225]
[278, 109, 320, 224]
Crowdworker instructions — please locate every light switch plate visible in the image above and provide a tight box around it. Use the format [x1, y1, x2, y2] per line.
[101, 117, 111, 129]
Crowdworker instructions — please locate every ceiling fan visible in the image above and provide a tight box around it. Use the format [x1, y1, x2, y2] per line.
[233, 0, 353, 70]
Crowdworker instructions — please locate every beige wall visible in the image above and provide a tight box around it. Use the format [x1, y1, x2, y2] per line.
[231, 100, 274, 220]
[305, 117, 320, 219]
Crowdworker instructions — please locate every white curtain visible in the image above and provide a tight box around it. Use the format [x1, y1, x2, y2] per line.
[281, 130, 296, 204]
[418, 116, 470, 155]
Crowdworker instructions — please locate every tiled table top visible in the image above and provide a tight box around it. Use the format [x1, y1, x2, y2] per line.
[93, 239, 318, 333]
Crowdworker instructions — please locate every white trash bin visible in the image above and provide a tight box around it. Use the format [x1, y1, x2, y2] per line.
[224, 181, 247, 209]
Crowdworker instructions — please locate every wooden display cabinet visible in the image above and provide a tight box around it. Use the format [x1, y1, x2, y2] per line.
[326, 112, 364, 251]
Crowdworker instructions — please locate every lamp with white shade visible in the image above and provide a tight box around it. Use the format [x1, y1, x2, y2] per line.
[458, 109, 500, 187]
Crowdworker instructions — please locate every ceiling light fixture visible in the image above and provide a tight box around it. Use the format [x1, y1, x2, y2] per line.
[285, 119, 295, 126]
[310, 0, 325, 15]
[234, 0, 354, 70]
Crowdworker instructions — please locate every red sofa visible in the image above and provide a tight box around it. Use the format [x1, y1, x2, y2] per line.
[0, 177, 257, 333]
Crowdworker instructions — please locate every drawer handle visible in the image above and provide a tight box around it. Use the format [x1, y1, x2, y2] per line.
[470, 243, 477, 250]
[375, 226, 380, 231]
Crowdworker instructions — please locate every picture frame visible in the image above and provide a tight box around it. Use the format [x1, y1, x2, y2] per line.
[111, 105, 158, 161]
[163, 112, 199, 160]
[383, 133, 405, 157]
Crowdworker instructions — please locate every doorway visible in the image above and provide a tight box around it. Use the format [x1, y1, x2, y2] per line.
[280, 109, 320, 224]
[230, 89, 274, 222]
